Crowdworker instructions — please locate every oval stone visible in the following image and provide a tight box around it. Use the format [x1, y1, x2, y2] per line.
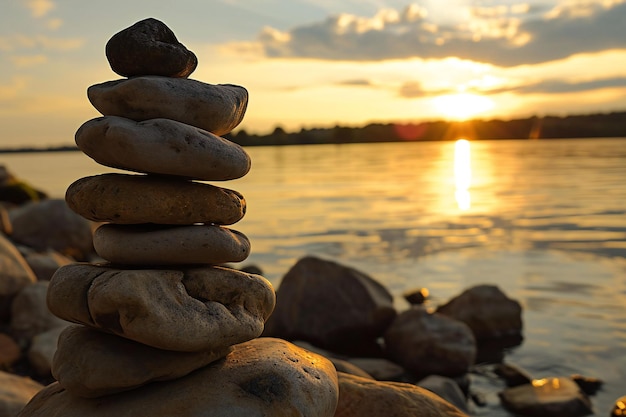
[53, 325, 231, 398]
[18, 338, 338, 417]
[75, 117, 251, 180]
[105, 18, 197, 78]
[92, 224, 250, 265]
[66, 174, 246, 225]
[47, 264, 275, 352]
[88, 77, 248, 136]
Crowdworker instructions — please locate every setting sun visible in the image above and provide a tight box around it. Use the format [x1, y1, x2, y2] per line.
[432, 93, 495, 120]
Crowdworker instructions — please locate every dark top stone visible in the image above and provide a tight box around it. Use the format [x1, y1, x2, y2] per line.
[105, 18, 197, 78]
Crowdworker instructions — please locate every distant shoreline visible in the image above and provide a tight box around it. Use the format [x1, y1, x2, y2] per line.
[3, 110, 626, 153]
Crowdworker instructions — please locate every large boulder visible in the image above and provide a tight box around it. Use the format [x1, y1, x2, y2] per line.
[0, 233, 37, 320]
[8, 199, 94, 261]
[384, 308, 476, 378]
[18, 338, 339, 417]
[0, 371, 43, 417]
[499, 377, 593, 417]
[264, 256, 396, 355]
[436, 285, 523, 340]
[334, 372, 468, 417]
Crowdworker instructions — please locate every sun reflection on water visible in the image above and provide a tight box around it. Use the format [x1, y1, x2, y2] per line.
[454, 138, 472, 211]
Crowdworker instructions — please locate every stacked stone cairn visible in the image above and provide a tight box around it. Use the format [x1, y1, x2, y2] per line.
[19, 18, 339, 417]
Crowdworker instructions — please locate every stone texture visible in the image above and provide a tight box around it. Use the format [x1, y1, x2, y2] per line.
[88, 77, 248, 136]
[499, 377, 593, 417]
[0, 233, 36, 320]
[330, 358, 374, 380]
[384, 308, 477, 377]
[334, 372, 468, 417]
[8, 199, 94, 261]
[611, 396, 626, 417]
[346, 357, 409, 382]
[10, 281, 68, 344]
[52, 325, 231, 398]
[0, 371, 43, 417]
[75, 116, 251, 180]
[417, 375, 470, 413]
[66, 174, 246, 225]
[264, 256, 396, 356]
[494, 362, 533, 387]
[47, 263, 275, 352]
[106, 18, 197, 78]
[18, 338, 338, 417]
[437, 284, 523, 340]
[93, 223, 250, 265]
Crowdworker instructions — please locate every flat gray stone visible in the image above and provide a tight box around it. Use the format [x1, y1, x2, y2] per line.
[75, 116, 250, 180]
[106, 18, 197, 78]
[88, 77, 248, 136]
[53, 325, 231, 398]
[18, 338, 338, 417]
[93, 224, 250, 265]
[66, 174, 246, 225]
[47, 263, 275, 352]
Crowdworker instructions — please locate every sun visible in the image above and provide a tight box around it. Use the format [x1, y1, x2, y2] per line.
[432, 92, 494, 120]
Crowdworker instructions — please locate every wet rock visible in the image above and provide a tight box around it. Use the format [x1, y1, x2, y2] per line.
[0, 233, 36, 320]
[571, 374, 603, 396]
[0, 371, 43, 417]
[264, 256, 396, 356]
[93, 223, 250, 265]
[47, 264, 275, 352]
[611, 396, 626, 417]
[334, 372, 468, 417]
[384, 308, 477, 377]
[437, 284, 523, 340]
[18, 338, 339, 417]
[52, 325, 231, 398]
[75, 116, 251, 180]
[499, 377, 593, 417]
[8, 199, 94, 261]
[106, 18, 197, 78]
[10, 281, 68, 344]
[417, 375, 470, 413]
[66, 174, 246, 225]
[403, 287, 430, 305]
[88, 77, 248, 136]
[494, 362, 533, 387]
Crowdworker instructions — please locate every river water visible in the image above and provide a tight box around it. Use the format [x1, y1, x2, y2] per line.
[2, 138, 625, 416]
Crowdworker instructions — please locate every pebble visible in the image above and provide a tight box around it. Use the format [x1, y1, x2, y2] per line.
[47, 264, 275, 352]
[75, 116, 251, 180]
[92, 223, 250, 265]
[105, 18, 197, 78]
[88, 77, 248, 136]
[66, 173, 246, 225]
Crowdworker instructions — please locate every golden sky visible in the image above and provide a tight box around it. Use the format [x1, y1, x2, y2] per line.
[1, 0, 626, 147]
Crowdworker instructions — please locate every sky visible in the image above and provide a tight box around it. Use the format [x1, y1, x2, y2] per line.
[1, 0, 626, 148]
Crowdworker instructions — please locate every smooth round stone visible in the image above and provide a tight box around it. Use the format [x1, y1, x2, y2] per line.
[75, 116, 251, 180]
[88, 77, 248, 136]
[53, 325, 231, 398]
[17, 338, 339, 417]
[47, 263, 275, 352]
[106, 18, 197, 78]
[93, 224, 250, 265]
[66, 174, 246, 225]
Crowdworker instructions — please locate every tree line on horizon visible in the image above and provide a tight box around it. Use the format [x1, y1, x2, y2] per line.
[225, 111, 626, 147]
[2, 111, 626, 153]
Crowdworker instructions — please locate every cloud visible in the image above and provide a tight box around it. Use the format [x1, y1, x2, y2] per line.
[253, 1, 626, 66]
[24, 0, 55, 18]
[10, 54, 48, 68]
[0, 35, 84, 52]
[0, 77, 29, 101]
[491, 76, 626, 95]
